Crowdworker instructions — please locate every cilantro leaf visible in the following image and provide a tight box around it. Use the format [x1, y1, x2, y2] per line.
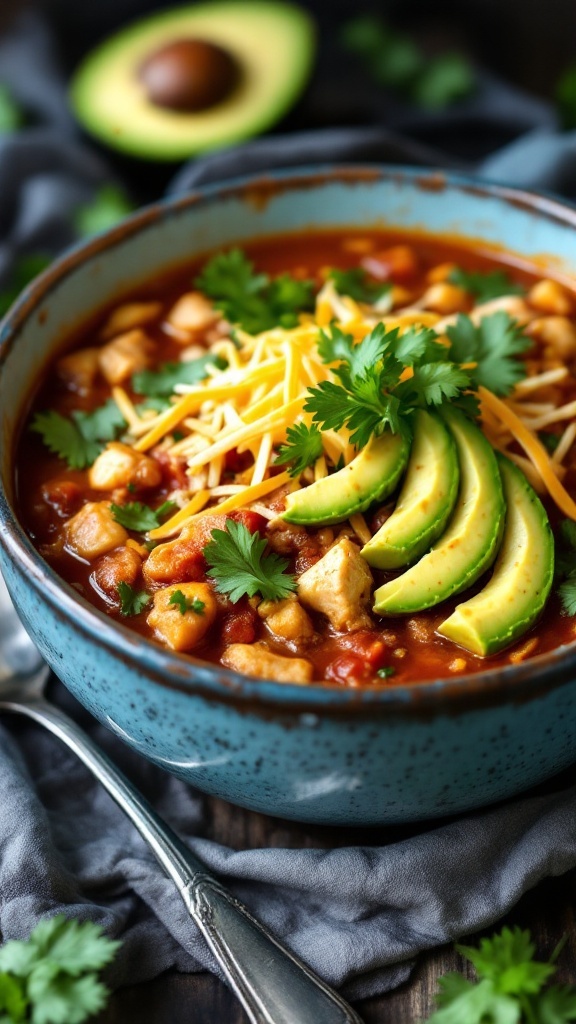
[111, 500, 177, 533]
[204, 518, 296, 603]
[117, 582, 151, 616]
[377, 666, 395, 678]
[195, 249, 314, 334]
[538, 984, 576, 1023]
[0, 84, 23, 134]
[0, 973, 27, 1022]
[327, 267, 392, 305]
[168, 590, 205, 615]
[446, 312, 530, 397]
[132, 353, 227, 397]
[458, 927, 554, 996]
[74, 184, 133, 238]
[557, 573, 576, 616]
[449, 267, 525, 303]
[275, 422, 324, 477]
[556, 65, 576, 131]
[31, 399, 126, 470]
[411, 53, 476, 109]
[428, 976, 519, 1023]
[395, 361, 472, 409]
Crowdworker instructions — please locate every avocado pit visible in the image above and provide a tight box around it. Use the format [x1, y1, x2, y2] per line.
[138, 38, 240, 112]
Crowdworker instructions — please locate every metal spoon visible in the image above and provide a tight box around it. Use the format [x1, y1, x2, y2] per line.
[0, 572, 363, 1024]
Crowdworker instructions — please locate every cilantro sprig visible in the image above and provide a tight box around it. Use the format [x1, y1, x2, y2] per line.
[327, 267, 392, 306]
[426, 926, 576, 1023]
[446, 312, 531, 397]
[305, 323, 474, 448]
[204, 519, 296, 603]
[275, 422, 324, 477]
[0, 914, 120, 1024]
[195, 249, 315, 334]
[111, 500, 177, 533]
[73, 184, 133, 239]
[168, 590, 205, 615]
[31, 399, 126, 470]
[132, 353, 227, 398]
[117, 582, 151, 617]
[448, 267, 526, 303]
[554, 519, 576, 615]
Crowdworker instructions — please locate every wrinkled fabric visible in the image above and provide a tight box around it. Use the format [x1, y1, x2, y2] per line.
[2, 3, 576, 1003]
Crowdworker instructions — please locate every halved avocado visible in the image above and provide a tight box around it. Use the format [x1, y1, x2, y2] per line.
[437, 456, 554, 656]
[361, 409, 459, 569]
[282, 430, 410, 527]
[69, 2, 315, 161]
[372, 409, 505, 615]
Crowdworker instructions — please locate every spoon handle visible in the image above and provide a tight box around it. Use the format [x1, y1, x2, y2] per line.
[2, 696, 363, 1024]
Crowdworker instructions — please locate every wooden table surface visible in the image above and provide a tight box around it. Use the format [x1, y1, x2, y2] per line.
[98, 769, 576, 1024]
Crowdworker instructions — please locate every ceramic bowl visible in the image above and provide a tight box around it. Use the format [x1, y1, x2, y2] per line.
[1, 166, 576, 826]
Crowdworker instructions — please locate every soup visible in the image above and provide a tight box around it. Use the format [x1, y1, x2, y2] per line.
[16, 229, 576, 686]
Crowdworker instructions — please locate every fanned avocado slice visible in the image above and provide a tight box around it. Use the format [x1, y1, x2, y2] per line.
[372, 409, 505, 615]
[361, 409, 459, 569]
[437, 456, 554, 656]
[70, 2, 315, 161]
[282, 430, 410, 527]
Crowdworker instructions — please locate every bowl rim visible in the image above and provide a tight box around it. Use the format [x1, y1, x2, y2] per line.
[2, 161, 576, 715]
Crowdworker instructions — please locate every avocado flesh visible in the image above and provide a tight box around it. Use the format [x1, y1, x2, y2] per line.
[69, 2, 315, 161]
[372, 409, 505, 615]
[361, 409, 459, 569]
[283, 430, 410, 527]
[437, 456, 554, 656]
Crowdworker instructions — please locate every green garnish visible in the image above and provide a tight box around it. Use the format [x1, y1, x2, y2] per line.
[540, 431, 561, 454]
[74, 184, 133, 238]
[426, 926, 575, 1023]
[117, 582, 151, 617]
[132, 353, 227, 398]
[0, 83, 23, 133]
[0, 254, 51, 317]
[110, 500, 177, 533]
[327, 267, 392, 305]
[275, 422, 324, 477]
[168, 590, 205, 615]
[556, 64, 576, 130]
[448, 267, 525, 303]
[204, 518, 297, 603]
[554, 519, 576, 615]
[31, 399, 126, 469]
[377, 666, 395, 679]
[305, 323, 473, 448]
[195, 248, 315, 334]
[341, 16, 475, 108]
[445, 312, 531, 397]
[0, 914, 120, 1024]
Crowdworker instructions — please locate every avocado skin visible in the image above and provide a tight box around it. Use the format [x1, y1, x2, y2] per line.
[437, 456, 555, 656]
[283, 430, 410, 527]
[361, 409, 459, 569]
[372, 409, 506, 615]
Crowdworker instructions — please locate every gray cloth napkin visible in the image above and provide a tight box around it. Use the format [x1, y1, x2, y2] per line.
[2, 4, 576, 1005]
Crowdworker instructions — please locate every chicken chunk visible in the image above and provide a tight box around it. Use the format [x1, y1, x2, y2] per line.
[147, 582, 217, 652]
[89, 442, 162, 491]
[222, 643, 313, 683]
[64, 502, 128, 560]
[166, 291, 219, 341]
[100, 301, 163, 340]
[297, 537, 373, 632]
[98, 329, 155, 385]
[258, 596, 314, 641]
[92, 544, 142, 603]
[56, 347, 100, 393]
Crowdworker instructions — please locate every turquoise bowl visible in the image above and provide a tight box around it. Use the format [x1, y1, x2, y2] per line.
[1, 166, 576, 826]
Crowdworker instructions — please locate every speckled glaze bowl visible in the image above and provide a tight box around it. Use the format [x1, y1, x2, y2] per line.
[2, 166, 576, 826]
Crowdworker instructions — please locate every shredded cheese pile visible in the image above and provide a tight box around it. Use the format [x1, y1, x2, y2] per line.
[111, 281, 576, 539]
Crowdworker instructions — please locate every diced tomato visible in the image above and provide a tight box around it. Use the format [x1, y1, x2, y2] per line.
[224, 448, 253, 473]
[325, 653, 371, 684]
[232, 510, 267, 535]
[41, 479, 82, 517]
[221, 601, 258, 645]
[341, 630, 388, 668]
[361, 245, 419, 283]
[151, 448, 189, 489]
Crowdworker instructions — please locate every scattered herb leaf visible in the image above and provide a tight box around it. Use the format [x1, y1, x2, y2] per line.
[132, 353, 227, 397]
[448, 267, 525, 303]
[540, 431, 561, 454]
[377, 667, 395, 679]
[426, 926, 575, 1023]
[555, 519, 576, 615]
[556, 64, 576, 131]
[446, 312, 530, 397]
[0, 254, 51, 317]
[327, 267, 392, 305]
[30, 399, 126, 469]
[117, 582, 151, 617]
[275, 422, 324, 477]
[168, 590, 205, 615]
[195, 249, 315, 334]
[204, 518, 297, 603]
[111, 500, 177, 533]
[0, 83, 23, 133]
[0, 914, 120, 1024]
[74, 184, 133, 238]
[412, 53, 476, 109]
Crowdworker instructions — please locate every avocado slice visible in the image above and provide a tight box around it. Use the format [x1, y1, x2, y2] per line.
[69, 2, 315, 161]
[372, 409, 505, 615]
[437, 456, 554, 656]
[282, 430, 410, 527]
[361, 409, 459, 569]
